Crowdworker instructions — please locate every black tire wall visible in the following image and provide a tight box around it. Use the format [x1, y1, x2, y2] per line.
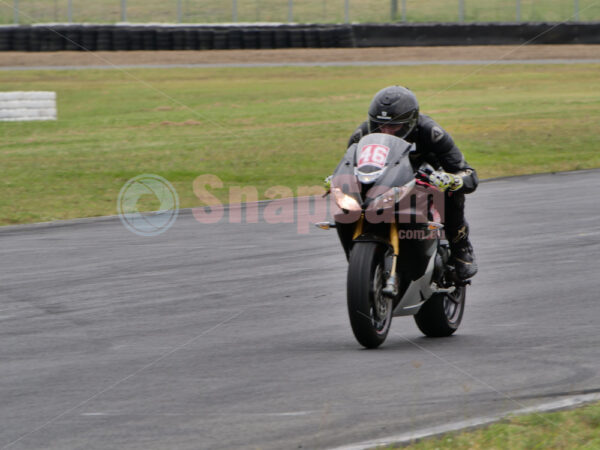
[1, 22, 599, 51]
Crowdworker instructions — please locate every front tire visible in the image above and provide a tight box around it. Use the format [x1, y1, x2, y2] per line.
[414, 285, 466, 337]
[347, 242, 392, 349]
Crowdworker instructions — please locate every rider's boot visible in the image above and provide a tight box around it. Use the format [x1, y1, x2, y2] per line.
[449, 226, 478, 280]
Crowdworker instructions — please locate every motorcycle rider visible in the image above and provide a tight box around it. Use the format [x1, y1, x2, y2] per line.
[347, 85, 478, 280]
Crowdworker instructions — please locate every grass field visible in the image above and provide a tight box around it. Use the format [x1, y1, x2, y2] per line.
[2, 0, 600, 24]
[1, 62, 600, 225]
[388, 401, 600, 449]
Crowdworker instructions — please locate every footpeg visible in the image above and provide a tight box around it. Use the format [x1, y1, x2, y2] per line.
[314, 222, 336, 230]
[431, 282, 456, 294]
[382, 273, 398, 298]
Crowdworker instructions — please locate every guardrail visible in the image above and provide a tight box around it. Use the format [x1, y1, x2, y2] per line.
[1, 23, 599, 51]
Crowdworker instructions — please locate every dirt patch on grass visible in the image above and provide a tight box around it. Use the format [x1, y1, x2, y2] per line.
[1, 45, 599, 67]
[158, 119, 203, 126]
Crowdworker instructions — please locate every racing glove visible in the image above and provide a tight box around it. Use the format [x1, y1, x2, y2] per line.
[428, 170, 464, 192]
[323, 175, 333, 191]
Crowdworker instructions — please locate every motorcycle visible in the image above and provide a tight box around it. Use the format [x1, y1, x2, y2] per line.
[317, 133, 468, 349]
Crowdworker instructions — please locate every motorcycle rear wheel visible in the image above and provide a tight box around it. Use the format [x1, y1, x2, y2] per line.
[347, 242, 392, 349]
[414, 285, 466, 337]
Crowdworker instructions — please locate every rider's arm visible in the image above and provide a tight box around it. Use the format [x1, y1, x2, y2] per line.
[448, 168, 478, 194]
[417, 116, 479, 194]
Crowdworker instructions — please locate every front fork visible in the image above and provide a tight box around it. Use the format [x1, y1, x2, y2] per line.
[382, 222, 399, 298]
[350, 215, 398, 298]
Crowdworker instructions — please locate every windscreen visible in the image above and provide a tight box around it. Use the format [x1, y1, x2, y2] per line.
[354, 133, 415, 191]
[331, 133, 416, 206]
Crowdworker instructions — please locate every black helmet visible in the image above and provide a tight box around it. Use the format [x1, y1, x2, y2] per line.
[367, 86, 419, 139]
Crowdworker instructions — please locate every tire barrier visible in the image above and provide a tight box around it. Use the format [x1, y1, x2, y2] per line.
[259, 30, 274, 49]
[64, 27, 82, 50]
[288, 28, 304, 48]
[213, 30, 228, 50]
[352, 22, 600, 47]
[80, 26, 97, 51]
[227, 29, 242, 50]
[1, 23, 599, 51]
[0, 27, 13, 51]
[142, 29, 156, 50]
[172, 29, 186, 50]
[12, 27, 29, 51]
[197, 29, 214, 50]
[96, 27, 113, 51]
[273, 28, 289, 49]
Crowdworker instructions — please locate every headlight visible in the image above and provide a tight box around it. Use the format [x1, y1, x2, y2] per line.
[369, 180, 416, 211]
[370, 187, 403, 211]
[332, 187, 362, 211]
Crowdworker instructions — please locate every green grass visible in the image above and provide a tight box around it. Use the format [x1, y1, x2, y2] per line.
[2, 0, 600, 24]
[381, 401, 600, 449]
[1, 63, 600, 225]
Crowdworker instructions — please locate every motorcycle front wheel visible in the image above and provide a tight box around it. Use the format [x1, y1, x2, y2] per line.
[347, 242, 393, 349]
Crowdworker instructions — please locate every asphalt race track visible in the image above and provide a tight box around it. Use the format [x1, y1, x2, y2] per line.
[1, 170, 599, 449]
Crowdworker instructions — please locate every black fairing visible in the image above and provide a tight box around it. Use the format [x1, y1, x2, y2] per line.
[333, 134, 417, 260]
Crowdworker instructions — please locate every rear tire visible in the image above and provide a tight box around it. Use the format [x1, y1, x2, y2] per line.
[414, 286, 466, 337]
[347, 242, 392, 349]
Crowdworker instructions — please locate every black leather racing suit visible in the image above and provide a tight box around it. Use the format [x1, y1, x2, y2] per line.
[348, 114, 478, 245]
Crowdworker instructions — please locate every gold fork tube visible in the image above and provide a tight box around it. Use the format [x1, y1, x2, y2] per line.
[390, 222, 400, 272]
[382, 221, 400, 298]
[352, 214, 364, 240]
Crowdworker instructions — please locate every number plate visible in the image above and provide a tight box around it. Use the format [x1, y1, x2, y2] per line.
[358, 144, 390, 169]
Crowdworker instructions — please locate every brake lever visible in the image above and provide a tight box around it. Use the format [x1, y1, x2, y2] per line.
[416, 165, 437, 189]
[416, 179, 435, 189]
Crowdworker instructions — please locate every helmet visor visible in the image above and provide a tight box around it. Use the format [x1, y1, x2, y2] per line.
[369, 107, 418, 139]
[374, 122, 409, 136]
[369, 115, 416, 139]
